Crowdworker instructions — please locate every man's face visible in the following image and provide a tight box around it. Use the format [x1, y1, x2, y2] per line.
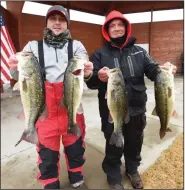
[47, 13, 67, 35]
[108, 19, 126, 38]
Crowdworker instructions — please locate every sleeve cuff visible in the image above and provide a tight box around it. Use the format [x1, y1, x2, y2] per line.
[84, 72, 93, 82]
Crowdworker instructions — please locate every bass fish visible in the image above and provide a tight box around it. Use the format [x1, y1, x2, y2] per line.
[14, 52, 46, 146]
[152, 65, 178, 139]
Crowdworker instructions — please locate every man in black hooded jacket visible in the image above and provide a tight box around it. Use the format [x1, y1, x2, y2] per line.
[85, 10, 177, 189]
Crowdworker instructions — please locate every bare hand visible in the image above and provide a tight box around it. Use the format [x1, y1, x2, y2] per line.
[8, 54, 18, 70]
[98, 67, 109, 82]
[84, 61, 93, 78]
[159, 62, 177, 74]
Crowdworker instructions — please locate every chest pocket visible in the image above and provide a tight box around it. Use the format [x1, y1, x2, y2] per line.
[101, 53, 115, 69]
[123, 51, 147, 107]
[126, 51, 144, 78]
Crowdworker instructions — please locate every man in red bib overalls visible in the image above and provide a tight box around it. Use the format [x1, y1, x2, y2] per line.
[8, 5, 93, 189]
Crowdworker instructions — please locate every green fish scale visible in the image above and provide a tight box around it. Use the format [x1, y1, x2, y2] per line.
[63, 63, 82, 129]
[155, 71, 174, 132]
[21, 56, 45, 131]
[108, 83, 127, 134]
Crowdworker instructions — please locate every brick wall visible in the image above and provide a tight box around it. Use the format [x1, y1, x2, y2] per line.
[70, 21, 104, 56]
[150, 20, 183, 73]
[131, 20, 183, 73]
[20, 14, 45, 49]
[131, 23, 150, 44]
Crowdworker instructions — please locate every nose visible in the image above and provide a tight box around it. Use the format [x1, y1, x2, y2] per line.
[114, 24, 119, 30]
[55, 18, 60, 24]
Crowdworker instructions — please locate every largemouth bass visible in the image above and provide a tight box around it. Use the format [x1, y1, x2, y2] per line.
[14, 52, 45, 146]
[62, 56, 86, 136]
[152, 65, 178, 139]
[107, 68, 128, 147]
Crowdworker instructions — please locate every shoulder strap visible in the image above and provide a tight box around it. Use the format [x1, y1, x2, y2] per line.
[68, 40, 73, 61]
[38, 40, 46, 80]
[37, 40, 73, 80]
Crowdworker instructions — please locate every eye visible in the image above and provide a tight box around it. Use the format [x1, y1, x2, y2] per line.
[59, 17, 65, 22]
[49, 16, 56, 21]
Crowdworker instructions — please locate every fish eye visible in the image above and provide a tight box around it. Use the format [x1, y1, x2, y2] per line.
[110, 69, 117, 73]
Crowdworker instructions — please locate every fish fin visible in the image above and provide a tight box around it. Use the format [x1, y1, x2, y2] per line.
[58, 94, 66, 108]
[160, 128, 172, 139]
[15, 127, 38, 147]
[152, 107, 158, 116]
[108, 113, 113, 123]
[124, 112, 130, 124]
[13, 82, 20, 91]
[172, 110, 179, 118]
[17, 108, 25, 120]
[17, 76, 27, 91]
[166, 128, 172, 132]
[168, 87, 172, 98]
[77, 103, 84, 114]
[109, 130, 123, 148]
[68, 123, 81, 137]
[59, 100, 66, 108]
[39, 105, 48, 121]
[105, 91, 107, 99]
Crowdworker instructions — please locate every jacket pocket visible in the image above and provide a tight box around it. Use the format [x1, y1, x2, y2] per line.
[128, 84, 147, 107]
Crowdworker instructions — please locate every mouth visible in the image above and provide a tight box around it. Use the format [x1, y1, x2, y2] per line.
[72, 69, 82, 75]
[53, 28, 62, 31]
[114, 33, 123, 35]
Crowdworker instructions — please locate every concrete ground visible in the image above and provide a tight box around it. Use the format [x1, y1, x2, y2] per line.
[1, 76, 183, 189]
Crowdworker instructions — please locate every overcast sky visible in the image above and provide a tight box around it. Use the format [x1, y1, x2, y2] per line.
[1, 1, 183, 25]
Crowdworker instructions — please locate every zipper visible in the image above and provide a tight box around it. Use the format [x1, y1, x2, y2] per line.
[131, 51, 143, 55]
[113, 58, 120, 68]
[127, 56, 135, 76]
[54, 48, 58, 62]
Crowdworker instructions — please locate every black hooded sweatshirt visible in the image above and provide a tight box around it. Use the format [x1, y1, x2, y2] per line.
[86, 10, 160, 132]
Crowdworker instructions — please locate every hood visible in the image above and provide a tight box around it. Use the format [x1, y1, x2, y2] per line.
[102, 10, 131, 49]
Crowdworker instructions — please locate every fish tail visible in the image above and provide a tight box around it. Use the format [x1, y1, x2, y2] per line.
[15, 127, 38, 147]
[159, 130, 166, 139]
[68, 123, 81, 137]
[152, 107, 158, 116]
[160, 128, 172, 139]
[109, 130, 123, 147]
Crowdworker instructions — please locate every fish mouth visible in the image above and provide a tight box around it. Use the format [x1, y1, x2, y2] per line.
[72, 69, 82, 76]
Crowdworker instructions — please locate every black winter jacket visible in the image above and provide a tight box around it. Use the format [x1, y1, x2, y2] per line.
[86, 37, 160, 132]
[85, 10, 160, 132]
